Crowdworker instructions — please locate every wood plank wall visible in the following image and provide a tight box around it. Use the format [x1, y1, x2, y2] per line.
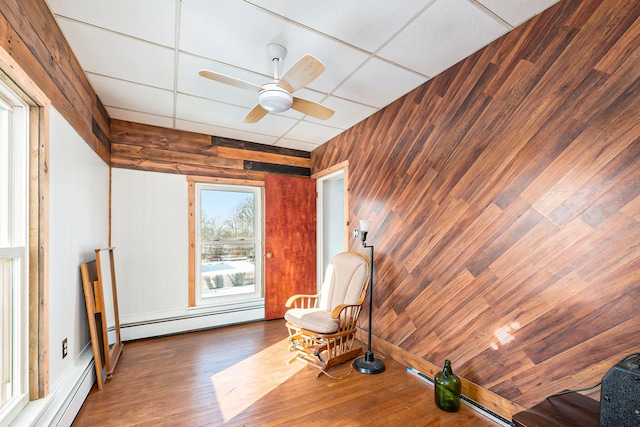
[0, 0, 110, 163]
[312, 0, 640, 411]
[110, 120, 311, 180]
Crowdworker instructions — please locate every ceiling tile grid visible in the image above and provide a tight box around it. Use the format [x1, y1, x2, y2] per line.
[45, 0, 559, 151]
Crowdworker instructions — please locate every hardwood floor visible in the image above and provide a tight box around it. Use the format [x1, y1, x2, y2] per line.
[72, 320, 501, 426]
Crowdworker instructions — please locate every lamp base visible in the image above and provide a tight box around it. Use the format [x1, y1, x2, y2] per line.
[354, 351, 385, 374]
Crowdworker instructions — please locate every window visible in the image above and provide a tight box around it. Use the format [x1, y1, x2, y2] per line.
[194, 183, 262, 306]
[0, 80, 29, 422]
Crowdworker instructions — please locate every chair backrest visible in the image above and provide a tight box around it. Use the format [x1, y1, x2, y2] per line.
[318, 252, 370, 311]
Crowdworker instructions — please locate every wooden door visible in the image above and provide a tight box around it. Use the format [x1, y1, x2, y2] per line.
[264, 175, 316, 319]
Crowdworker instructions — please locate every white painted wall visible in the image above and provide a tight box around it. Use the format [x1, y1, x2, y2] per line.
[111, 168, 264, 341]
[48, 107, 109, 390]
[111, 168, 189, 322]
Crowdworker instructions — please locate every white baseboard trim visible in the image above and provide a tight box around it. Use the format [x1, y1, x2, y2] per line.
[9, 345, 95, 427]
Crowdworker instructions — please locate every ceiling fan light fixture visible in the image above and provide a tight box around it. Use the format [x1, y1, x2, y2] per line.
[200, 45, 330, 122]
[259, 82, 293, 113]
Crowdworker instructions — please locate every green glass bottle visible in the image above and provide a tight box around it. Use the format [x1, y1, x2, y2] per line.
[434, 359, 461, 412]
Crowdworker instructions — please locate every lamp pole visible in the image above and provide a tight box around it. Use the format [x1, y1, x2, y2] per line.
[354, 221, 385, 374]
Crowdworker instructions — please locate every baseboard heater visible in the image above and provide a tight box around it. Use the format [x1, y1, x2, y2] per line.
[407, 367, 514, 427]
[121, 302, 265, 328]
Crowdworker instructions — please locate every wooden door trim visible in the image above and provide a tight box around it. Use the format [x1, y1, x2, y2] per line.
[313, 160, 350, 251]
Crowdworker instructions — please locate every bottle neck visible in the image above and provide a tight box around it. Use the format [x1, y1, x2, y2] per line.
[443, 360, 453, 376]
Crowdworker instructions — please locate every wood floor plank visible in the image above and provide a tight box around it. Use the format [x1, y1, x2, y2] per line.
[72, 321, 501, 427]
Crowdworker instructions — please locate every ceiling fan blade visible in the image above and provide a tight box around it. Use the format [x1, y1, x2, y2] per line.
[199, 69, 262, 91]
[277, 55, 325, 93]
[291, 97, 334, 120]
[243, 104, 268, 123]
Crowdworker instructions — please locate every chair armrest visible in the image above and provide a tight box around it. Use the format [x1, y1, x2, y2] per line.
[330, 303, 364, 332]
[330, 303, 362, 319]
[285, 293, 321, 308]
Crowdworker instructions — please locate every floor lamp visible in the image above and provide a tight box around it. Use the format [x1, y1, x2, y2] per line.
[354, 220, 385, 374]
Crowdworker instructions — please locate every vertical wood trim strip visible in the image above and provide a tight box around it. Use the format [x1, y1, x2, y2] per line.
[28, 106, 41, 399]
[108, 168, 112, 247]
[343, 164, 350, 251]
[38, 103, 49, 397]
[35, 105, 49, 399]
[187, 178, 195, 307]
[28, 106, 43, 399]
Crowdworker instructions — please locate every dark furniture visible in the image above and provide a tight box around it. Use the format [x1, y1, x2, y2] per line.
[512, 392, 600, 427]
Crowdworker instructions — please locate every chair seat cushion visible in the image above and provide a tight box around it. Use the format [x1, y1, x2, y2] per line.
[284, 308, 338, 334]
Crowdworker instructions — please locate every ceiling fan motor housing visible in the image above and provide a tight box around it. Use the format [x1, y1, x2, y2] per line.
[259, 82, 293, 113]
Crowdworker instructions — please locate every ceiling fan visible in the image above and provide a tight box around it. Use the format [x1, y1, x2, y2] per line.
[199, 43, 335, 124]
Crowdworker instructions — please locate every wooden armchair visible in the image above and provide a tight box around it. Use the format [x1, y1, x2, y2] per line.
[284, 251, 370, 375]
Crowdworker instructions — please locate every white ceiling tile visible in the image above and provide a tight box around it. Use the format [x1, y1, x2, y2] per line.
[176, 94, 298, 138]
[88, 74, 174, 117]
[176, 94, 253, 128]
[46, 0, 176, 47]
[478, 0, 560, 27]
[178, 53, 265, 108]
[283, 121, 345, 145]
[179, 0, 369, 94]
[57, 18, 174, 89]
[275, 138, 321, 152]
[305, 48, 369, 94]
[245, 0, 434, 53]
[292, 88, 326, 103]
[175, 119, 279, 146]
[106, 107, 175, 129]
[305, 96, 378, 129]
[335, 57, 429, 108]
[378, 0, 509, 77]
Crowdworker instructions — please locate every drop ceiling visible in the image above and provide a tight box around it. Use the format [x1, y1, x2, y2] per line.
[44, 0, 559, 152]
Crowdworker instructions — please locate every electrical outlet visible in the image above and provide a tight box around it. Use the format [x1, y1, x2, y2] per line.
[62, 338, 68, 358]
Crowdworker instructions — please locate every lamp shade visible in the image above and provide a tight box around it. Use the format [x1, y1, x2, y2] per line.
[359, 220, 370, 232]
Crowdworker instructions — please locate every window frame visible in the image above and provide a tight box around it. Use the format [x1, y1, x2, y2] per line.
[1, 50, 49, 424]
[0, 78, 30, 424]
[188, 178, 264, 309]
